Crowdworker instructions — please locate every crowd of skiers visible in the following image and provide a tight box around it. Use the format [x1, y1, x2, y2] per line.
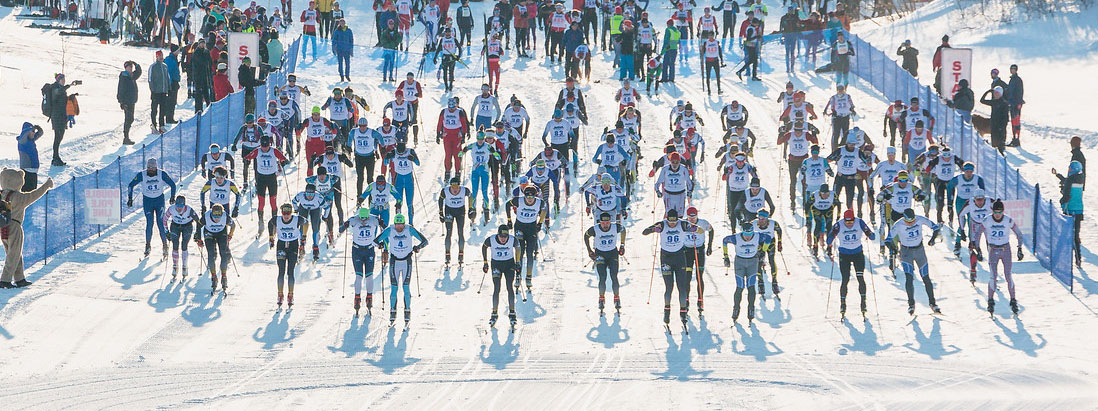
[6, 1, 1081, 334]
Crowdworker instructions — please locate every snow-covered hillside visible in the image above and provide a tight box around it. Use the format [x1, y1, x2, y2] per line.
[2, 0, 1097, 408]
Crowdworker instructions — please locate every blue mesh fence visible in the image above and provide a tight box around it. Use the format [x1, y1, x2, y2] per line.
[846, 33, 1074, 290]
[16, 36, 301, 268]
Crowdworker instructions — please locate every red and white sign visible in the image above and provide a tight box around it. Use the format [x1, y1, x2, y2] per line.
[1002, 199, 1033, 239]
[85, 189, 121, 225]
[227, 32, 260, 91]
[940, 48, 972, 99]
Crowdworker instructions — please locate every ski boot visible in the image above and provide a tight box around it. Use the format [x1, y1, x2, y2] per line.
[525, 275, 533, 291]
[493, 197, 499, 212]
[327, 230, 335, 245]
[458, 252, 464, 265]
[287, 292, 294, 307]
[482, 207, 490, 226]
[354, 294, 361, 315]
[663, 304, 672, 325]
[365, 294, 373, 310]
[680, 307, 689, 324]
[970, 268, 977, 284]
[1010, 299, 1019, 315]
[277, 291, 284, 307]
[987, 298, 995, 315]
[221, 272, 228, 292]
[931, 304, 942, 315]
[445, 250, 451, 265]
[747, 306, 756, 322]
[861, 299, 868, 318]
[811, 245, 818, 260]
[772, 276, 781, 298]
[312, 246, 320, 262]
[181, 265, 188, 279]
[697, 298, 704, 314]
[210, 274, 219, 291]
[614, 294, 621, 311]
[171, 264, 179, 279]
[404, 309, 411, 326]
[732, 304, 740, 322]
[144, 242, 151, 258]
[489, 309, 499, 327]
[839, 300, 847, 320]
[508, 309, 517, 327]
[598, 295, 606, 312]
[907, 305, 916, 316]
[389, 310, 398, 325]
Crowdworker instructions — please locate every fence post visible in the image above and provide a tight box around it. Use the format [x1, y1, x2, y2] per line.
[1033, 183, 1040, 251]
[43, 191, 48, 265]
[95, 169, 101, 237]
[117, 156, 123, 222]
[71, 181, 76, 250]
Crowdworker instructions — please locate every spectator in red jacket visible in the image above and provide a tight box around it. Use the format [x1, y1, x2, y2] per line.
[213, 62, 234, 101]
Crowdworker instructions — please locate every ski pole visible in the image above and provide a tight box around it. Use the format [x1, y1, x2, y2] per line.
[341, 227, 349, 299]
[866, 251, 884, 331]
[230, 253, 242, 278]
[824, 257, 836, 318]
[646, 231, 657, 305]
[414, 252, 422, 297]
[477, 259, 488, 294]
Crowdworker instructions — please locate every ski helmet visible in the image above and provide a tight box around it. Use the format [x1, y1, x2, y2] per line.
[394, 214, 407, 225]
[358, 207, 370, 219]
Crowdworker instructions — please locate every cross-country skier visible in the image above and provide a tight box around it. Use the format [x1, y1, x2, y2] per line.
[528, 152, 565, 215]
[751, 209, 784, 299]
[433, 28, 464, 91]
[268, 203, 307, 307]
[721, 151, 757, 231]
[163, 195, 200, 279]
[683, 206, 713, 313]
[311, 146, 353, 218]
[293, 183, 330, 262]
[723, 221, 774, 323]
[321, 88, 355, 150]
[506, 185, 547, 288]
[199, 166, 242, 218]
[642, 209, 696, 328]
[232, 114, 265, 191]
[798, 144, 832, 217]
[196, 203, 236, 293]
[374, 213, 428, 326]
[615, 80, 641, 112]
[902, 120, 934, 167]
[809, 183, 837, 259]
[243, 136, 289, 235]
[947, 162, 986, 252]
[970, 200, 1025, 316]
[826, 133, 866, 212]
[483, 224, 521, 327]
[584, 172, 627, 224]
[383, 89, 415, 143]
[958, 189, 992, 279]
[460, 132, 501, 222]
[739, 177, 775, 233]
[654, 152, 693, 217]
[360, 174, 399, 225]
[350, 118, 383, 197]
[127, 158, 178, 259]
[700, 32, 723, 95]
[297, 106, 338, 176]
[438, 176, 473, 264]
[886, 208, 943, 315]
[396, 72, 424, 144]
[720, 100, 749, 130]
[384, 141, 421, 224]
[923, 147, 966, 224]
[339, 207, 385, 316]
[437, 97, 471, 181]
[826, 209, 876, 319]
[672, 102, 704, 131]
[584, 212, 627, 314]
[823, 84, 856, 148]
[471, 84, 502, 131]
[776, 120, 818, 209]
[201, 144, 236, 179]
[542, 109, 575, 181]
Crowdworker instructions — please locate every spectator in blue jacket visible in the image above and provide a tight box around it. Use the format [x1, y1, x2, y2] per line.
[16, 122, 44, 192]
[1059, 160, 1085, 267]
[117, 61, 142, 146]
[563, 21, 585, 60]
[164, 44, 182, 124]
[332, 18, 355, 82]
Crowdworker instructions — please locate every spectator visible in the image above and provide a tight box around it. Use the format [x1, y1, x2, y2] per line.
[949, 78, 974, 122]
[1058, 160, 1085, 267]
[266, 31, 285, 78]
[897, 39, 919, 78]
[213, 62, 234, 101]
[300, 1, 319, 59]
[317, 0, 334, 39]
[660, 18, 680, 82]
[779, 5, 800, 73]
[932, 35, 950, 94]
[117, 61, 142, 146]
[148, 50, 171, 133]
[332, 18, 354, 82]
[980, 85, 1009, 154]
[1053, 136, 1086, 191]
[44, 73, 80, 167]
[1007, 64, 1025, 147]
[16, 122, 44, 192]
[237, 57, 264, 115]
[0, 169, 55, 289]
[380, 19, 402, 82]
[164, 45, 181, 124]
[190, 40, 214, 113]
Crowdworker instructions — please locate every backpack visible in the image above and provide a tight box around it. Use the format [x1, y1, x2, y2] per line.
[0, 191, 13, 229]
[41, 83, 54, 118]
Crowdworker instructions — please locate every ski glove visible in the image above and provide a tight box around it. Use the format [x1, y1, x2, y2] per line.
[483, 262, 489, 273]
[195, 237, 204, 247]
[268, 237, 275, 248]
[127, 198, 133, 208]
[468, 208, 476, 219]
[1017, 246, 1024, 261]
[589, 251, 596, 260]
[232, 208, 239, 218]
[619, 246, 625, 256]
[723, 256, 731, 267]
[439, 212, 446, 223]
